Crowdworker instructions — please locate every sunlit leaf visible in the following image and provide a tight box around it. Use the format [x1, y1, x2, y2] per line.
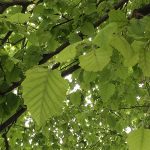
[22, 67, 68, 125]
[7, 13, 31, 23]
[110, 35, 138, 67]
[127, 128, 150, 150]
[93, 23, 118, 47]
[79, 47, 112, 72]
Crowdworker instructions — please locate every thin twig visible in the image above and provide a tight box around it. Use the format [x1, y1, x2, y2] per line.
[0, 31, 12, 47]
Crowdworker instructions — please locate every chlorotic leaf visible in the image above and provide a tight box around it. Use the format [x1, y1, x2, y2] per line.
[79, 47, 112, 72]
[22, 67, 68, 125]
[127, 128, 150, 150]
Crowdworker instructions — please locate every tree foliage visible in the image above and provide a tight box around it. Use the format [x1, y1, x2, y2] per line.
[0, 0, 150, 149]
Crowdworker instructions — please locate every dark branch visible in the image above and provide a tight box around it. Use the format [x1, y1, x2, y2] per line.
[0, 80, 23, 96]
[0, 1, 33, 14]
[61, 63, 80, 77]
[146, 81, 150, 96]
[39, 41, 70, 65]
[52, 19, 73, 30]
[131, 3, 150, 19]
[0, 31, 12, 46]
[2, 133, 9, 150]
[113, 105, 150, 111]
[0, 0, 32, 47]
[39, 0, 129, 65]
[0, 106, 27, 133]
[0, 0, 148, 133]
[113, 0, 128, 9]
[121, 105, 150, 109]
[94, 0, 129, 27]
[0, 0, 130, 96]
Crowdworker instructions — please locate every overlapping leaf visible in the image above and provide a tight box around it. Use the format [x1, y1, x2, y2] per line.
[127, 128, 150, 150]
[139, 50, 150, 77]
[55, 41, 83, 63]
[7, 13, 31, 23]
[110, 36, 138, 67]
[109, 10, 127, 25]
[93, 23, 118, 47]
[22, 67, 68, 125]
[79, 47, 112, 72]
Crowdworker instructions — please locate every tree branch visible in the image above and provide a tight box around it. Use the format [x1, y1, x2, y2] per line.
[0, 1, 33, 14]
[39, 41, 70, 65]
[0, 0, 130, 96]
[61, 63, 80, 77]
[94, 0, 129, 27]
[0, 0, 33, 47]
[2, 133, 9, 150]
[40, 0, 129, 65]
[0, 0, 148, 133]
[0, 31, 12, 46]
[115, 105, 150, 111]
[52, 19, 74, 30]
[131, 3, 150, 19]
[0, 106, 27, 133]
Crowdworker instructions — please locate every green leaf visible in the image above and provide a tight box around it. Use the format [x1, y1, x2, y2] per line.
[6, 66, 21, 83]
[83, 71, 97, 83]
[100, 83, 115, 100]
[7, 13, 31, 23]
[68, 33, 82, 44]
[131, 40, 145, 53]
[93, 23, 118, 47]
[0, 93, 20, 118]
[110, 36, 138, 67]
[56, 41, 82, 63]
[127, 19, 145, 40]
[5, 93, 20, 115]
[115, 66, 129, 79]
[23, 46, 42, 68]
[70, 90, 81, 106]
[27, 32, 39, 46]
[127, 128, 150, 150]
[107, 115, 117, 128]
[22, 67, 68, 125]
[139, 50, 150, 77]
[79, 47, 112, 72]
[109, 10, 127, 25]
[4, 58, 14, 72]
[80, 22, 95, 36]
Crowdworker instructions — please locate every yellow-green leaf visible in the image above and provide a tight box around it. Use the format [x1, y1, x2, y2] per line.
[22, 67, 68, 126]
[93, 23, 118, 47]
[56, 41, 82, 63]
[139, 50, 150, 77]
[79, 47, 112, 72]
[127, 128, 150, 150]
[110, 36, 138, 67]
[7, 13, 31, 23]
